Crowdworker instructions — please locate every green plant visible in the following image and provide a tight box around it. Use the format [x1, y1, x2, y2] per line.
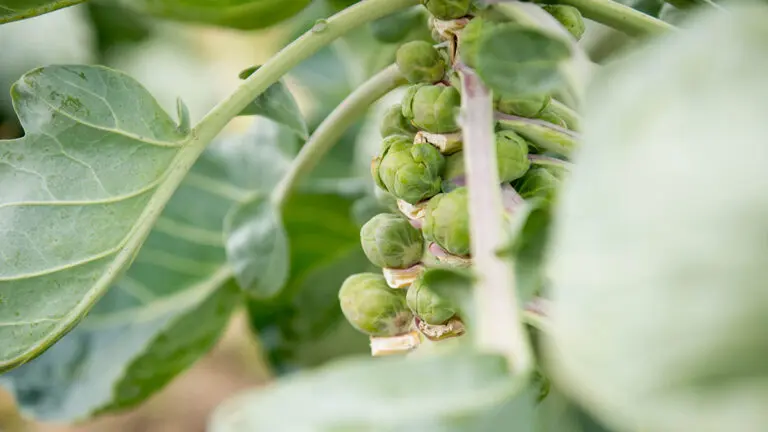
[2, 0, 764, 431]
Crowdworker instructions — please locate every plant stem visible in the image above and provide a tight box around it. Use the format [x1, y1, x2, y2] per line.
[190, 0, 419, 147]
[549, 99, 581, 130]
[0, 0, 86, 24]
[459, 69, 534, 375]
[550, 0, 673, 37]
[270, 65, 406, 209]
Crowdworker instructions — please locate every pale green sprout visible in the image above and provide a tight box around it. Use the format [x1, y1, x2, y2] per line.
[360, 213, 424, 269]
[339, 273, 414, 337]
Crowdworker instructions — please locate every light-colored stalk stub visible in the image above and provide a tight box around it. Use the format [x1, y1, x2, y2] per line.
[397, 199, 428, 223]
[370, 330, 422, 356]
[415, 130, 463, 154]
[416, 317, 466, 341]
[383, 264, 426, 289]
[430, 16, 471, 41]
[427, 243, 472, 268]
[501, 184, 525, 215]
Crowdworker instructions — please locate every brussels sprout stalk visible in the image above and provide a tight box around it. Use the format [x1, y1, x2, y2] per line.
[459, 69, 533, 374]
[370, 330, 422, 356]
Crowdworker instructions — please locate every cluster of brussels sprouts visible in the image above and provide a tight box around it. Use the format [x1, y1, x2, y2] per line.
[339, 0, 583, 356]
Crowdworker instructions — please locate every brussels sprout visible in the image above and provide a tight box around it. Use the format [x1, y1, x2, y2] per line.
[371, 8, 424, 44]
[339, 273, 413, 337]
[373, 135, 446, 204]
[440, 151, 466, 192]
[396, 41, 446, 84]
[423, 187, 470, 256]
[515, 167, 560, 202]
[402, 84, 462, 134]
[496, 130, 531, 182]
[421, 0, 472, 20]
[495, 93, 551, 118]
[361, 213, 424, 269]
[542, 5, 586, 40]
[380, 104, 418, 138]
[406, 273, 458, 325]
[536, 107, 569, 128]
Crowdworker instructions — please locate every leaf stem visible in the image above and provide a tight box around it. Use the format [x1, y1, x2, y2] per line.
[548, 0, 673, 37]
[459, 69, 534, 375]
[190, 0, 419, 147]
[270, 64, 406, 209]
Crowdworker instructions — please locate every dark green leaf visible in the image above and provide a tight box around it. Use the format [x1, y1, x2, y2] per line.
[239, 67, 308, 140]
[84, 2, 152, 56]
[248, 192, 372, 373]
[122, 0, 312, 30]
[209, 351, 527, 431]
[224, 195, 289, 299]
[475, 24, 570, 97]
[548, 6, 768, 431]
[0, 118, 292, 419]
[1, 281, 241, 421]
[0, 0, 85, 24]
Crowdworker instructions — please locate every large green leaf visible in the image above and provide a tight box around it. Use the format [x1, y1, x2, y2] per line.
[0, 65, 192, 371]
[0, 120, 291, 420]
[475, 24, 570, 97]
[547, 5, 768, 432]
[209, 351, 533, 431]
[121, 0, 312, 30]
[0, 0, 85, 24]
[248, 192, 373, 373]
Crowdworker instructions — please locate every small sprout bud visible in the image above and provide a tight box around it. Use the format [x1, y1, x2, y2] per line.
[402, 84, 462, 134]
[396, 41, 446, 84]
[495, 93, 552, 118]
[495, 130, 531, 183]
[361, 213, 424, 269]
[543, 5, 586, 40]
[515, 167, 560, 202]
[339, 273, 414, 337]
[423, 187, 471, 256]
[380, 104, 418, 138]
[374, 135, 446, 204]
[440, 151, 466, 192]
[383, 264, 426, 289]
[536, 107, 569, 128]
[370, 330, 422, 356]
[407, 273, 458, 325]
[421, 0, 472, 20]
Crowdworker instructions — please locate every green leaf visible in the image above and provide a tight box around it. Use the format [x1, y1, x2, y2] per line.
[0, 65, 196, 372]
[248, 192, 372, 373]
[418, 267, 475, 328]
[501, 198, 552, 303]
[1, 281, 240, 421]
[239, 67, 309, 140]
[475, 24, 570, 97]
[0, 0, 85, 24]
[498, 115, 578, 157]
[209, 351, 531, 431]
[536, 389, 615, 432]
[122, 0, 312, 30]
[0, 120, 290, 420]
[547, 5, 768, 432]
[224, 195, 289, 299]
